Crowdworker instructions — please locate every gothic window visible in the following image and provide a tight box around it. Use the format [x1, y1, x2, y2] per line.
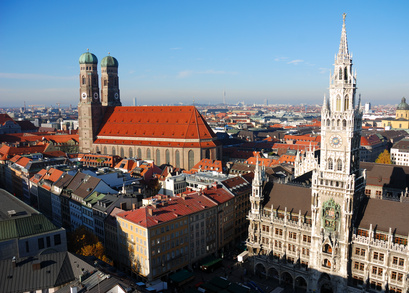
[82, 76, 86, 85]
[120, 147, 124, 158]
[129, 148, 133, 158]
[323, 244, 332, 254]
[344, 66, 348, 80]
[137, 148, 142, 159]
[112, 147, 116, 156]
[326, 119, 330, 127]
[188, 150, 194, 170]
[337, 119, 340, 127]
[175, 150, 180, 168]
[104, 79, 107, 86]
[147, 149, 151, 160]
[156, 149, 161, 165]
[336, 95, 341, 111]
[343, 119, 347, 128]
[328, 158, 333, 170]
[95, 146, 99, 153]
[337, 159, 342, 171]
[323, 259, 332, 268]
[165, 149, 170, 164]
[103, 146, 107, 154]
[339, 68, 342, 80]
[344, 95, 349, 110]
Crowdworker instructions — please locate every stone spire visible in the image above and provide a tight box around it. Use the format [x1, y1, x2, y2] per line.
[337, 13, 350, 62]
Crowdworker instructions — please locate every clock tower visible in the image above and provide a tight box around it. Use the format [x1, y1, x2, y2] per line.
[78, 50, 103, 153]
[309, 14, 365, 292]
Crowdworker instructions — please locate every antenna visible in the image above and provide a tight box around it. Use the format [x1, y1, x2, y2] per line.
[223, 89, 226, 105]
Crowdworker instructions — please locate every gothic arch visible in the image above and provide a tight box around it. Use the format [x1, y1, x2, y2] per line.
[344, 66, 348, 80]
[338, 68, 342, 80]
[165, 149, 170, 164]
[323, 243, 333, 254]
[120, 147, 124, 158]
[129, 148, 133, 158]
[156, 149, 161, 165]
[295, 276, 308, 292]
[146, 148, 151, 160]
[322, 258, 332, 268]
[336, 95, 341, 111]
[327, 158, 333, 170]
[267, 267, 279, 279]
[188, 150, 194, 170]
[82, 75, 86, 85]
[342, 119, 346, 128]
[95, 146, 99, 153]
[337, 159, 342, 171]
[344, 95, 349, 110]
[175, 150, 180, 168]
[137, 148, 142, 159]
[103, 146, 107, 154]
[255, 263, 266, 278]
[112, 146, 116, 156]
[281, 271, 293, 286]
[337, 119, 340, 127]
[326, 119, 330, 127]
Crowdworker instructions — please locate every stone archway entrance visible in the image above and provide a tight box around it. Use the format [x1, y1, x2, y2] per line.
[255, 263, 266, 278]
[295, 276, 308, 292]
[318, 273, 333, 293]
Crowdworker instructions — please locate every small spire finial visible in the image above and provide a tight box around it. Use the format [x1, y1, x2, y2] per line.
[108, 52, 110, 55]
[87, 48, 89, 52]
[343, 13, 347, 22]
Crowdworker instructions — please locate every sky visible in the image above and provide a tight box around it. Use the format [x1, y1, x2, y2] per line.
[0, 0, 408, 108]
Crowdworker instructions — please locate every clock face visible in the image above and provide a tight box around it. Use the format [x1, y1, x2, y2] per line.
[93, 92, 98, 100]
[114, 93, 119, 100]
[81, 92, 87, 99]
[330, 135, 342, 148]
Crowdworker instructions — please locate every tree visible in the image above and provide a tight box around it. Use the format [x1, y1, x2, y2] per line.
[375, 149, 391, 164]
[68, 226, 112, 265]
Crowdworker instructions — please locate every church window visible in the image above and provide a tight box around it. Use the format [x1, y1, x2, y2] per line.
[344, 66, 348, 80]
[147, 149, 151, 160]
[339, 68, 342, 80]
[188, 150, 194, 170]
[323, 244, 332, 254]
[156, 149, 161, 165]
[345, 95, 349, 110]
[103, 146, 107, 154]
[205, 149, 210, 159]
[337, 159, 342, 171]
[112, 147, 116, 155]
[175, 150, 180, 168]
[120, 147, 124, 158]
[336, 95, 341, 111]
[165, 149, 170, 164]
[343, 119, 346, 128]
[104, 79, 107, 86]
[137, 148, 142, 159]
[326, 119, 330, 127]
[323, 259, 331, 268]
[327, 158, 333, 170]
[129, 148, 133, 158]
[95, 146, 99, 153]
[337, 119, 340, 127]
[82, 76, 86, 85]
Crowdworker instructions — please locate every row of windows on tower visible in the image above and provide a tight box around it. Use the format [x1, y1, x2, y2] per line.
[338, 67, 349, 81]
[336, 96, 350, 111]
[81, 76, 118, 87]
[327, 158, 343, 171]
[81, 66, 97, 71]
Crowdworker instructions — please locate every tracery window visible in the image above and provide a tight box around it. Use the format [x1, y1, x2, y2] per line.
[337, 159, 342, 171]
[146, 148, 151, 160]
[328, 158, 333, 170]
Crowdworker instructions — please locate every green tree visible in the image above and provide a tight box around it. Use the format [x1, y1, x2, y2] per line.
[375, 149, 391, 164]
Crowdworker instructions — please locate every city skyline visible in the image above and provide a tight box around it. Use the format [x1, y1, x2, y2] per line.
[0, 0, 408, 107]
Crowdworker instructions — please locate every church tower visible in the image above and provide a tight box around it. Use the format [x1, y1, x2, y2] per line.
[310, 14, 365, 291]
[250, 156, 266, 215]
[78, 51, 103, 153]
[100, 54, 121, 106]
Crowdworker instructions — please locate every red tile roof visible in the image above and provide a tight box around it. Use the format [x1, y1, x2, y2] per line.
[0, 114, 16, 125]
[117, 193, 217, 228]
[190, 159, 223, 173]
[95, 106, 217, 146]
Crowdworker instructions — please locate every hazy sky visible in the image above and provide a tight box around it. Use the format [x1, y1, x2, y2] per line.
[0, 0, 408, 107]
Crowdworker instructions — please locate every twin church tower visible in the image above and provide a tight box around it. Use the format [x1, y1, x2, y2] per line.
[77, 52, 122, 153]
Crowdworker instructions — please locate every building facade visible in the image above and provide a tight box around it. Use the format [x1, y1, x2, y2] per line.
[246, 15, 409, 293]
[77, 53, 221, 169]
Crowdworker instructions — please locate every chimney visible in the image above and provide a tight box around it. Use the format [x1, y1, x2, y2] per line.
[132, 203, 137, 210]
[148, 209, 153, 216]
[32, 260, 41, 271]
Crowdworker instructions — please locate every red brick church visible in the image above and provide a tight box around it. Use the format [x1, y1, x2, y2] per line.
[77, 52, 221, 170]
